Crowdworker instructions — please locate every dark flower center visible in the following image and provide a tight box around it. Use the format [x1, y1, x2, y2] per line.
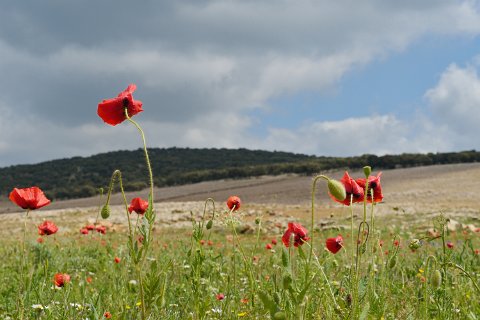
[122, 97, 129, 108]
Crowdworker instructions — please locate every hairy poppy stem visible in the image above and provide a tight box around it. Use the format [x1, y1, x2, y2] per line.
[18, 209, 30, 320]
[309, 175, 330, 267]
[424, 255, 438, 319]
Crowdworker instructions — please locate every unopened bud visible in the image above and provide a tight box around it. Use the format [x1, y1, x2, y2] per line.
[101, 204, 110, 219]
[363, 166, 372, 178]
[409, 239, 422, 250]
[432, 269, 442, 288]
[328, 179, 346, 202]
[255, 217, 261, 225]
[206, 220, 213, 230]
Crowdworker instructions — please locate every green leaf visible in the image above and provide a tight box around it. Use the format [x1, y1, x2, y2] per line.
[359, 302, 370, 320]
[281, 247, 290, 269]
[258, 290, 278, 317]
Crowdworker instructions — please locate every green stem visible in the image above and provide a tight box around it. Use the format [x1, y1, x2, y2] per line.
[424, 255, 437, 320]
[18, 209, 30, 320]
[309, 175, 329, 266]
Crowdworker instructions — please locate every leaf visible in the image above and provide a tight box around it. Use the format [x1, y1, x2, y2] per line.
[258, 290, 278, 317]
[281, 247, 290, 269]
[359, 302, 370, 320]
[298, 245, 306, 260]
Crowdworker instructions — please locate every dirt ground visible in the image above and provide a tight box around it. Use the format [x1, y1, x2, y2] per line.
[0, 163, 479, 237]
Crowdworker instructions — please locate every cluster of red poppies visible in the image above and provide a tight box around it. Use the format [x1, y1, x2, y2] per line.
[80, 224, 107, 235]
[329, 171, 383, 205]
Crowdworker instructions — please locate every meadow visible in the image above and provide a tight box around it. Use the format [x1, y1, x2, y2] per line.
[1, 84, 479, 319]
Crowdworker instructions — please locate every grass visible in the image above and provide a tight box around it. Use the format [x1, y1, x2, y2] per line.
[0, 206, 478, 319]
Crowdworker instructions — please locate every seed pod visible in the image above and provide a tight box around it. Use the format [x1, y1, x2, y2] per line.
[388, 255, 397, 269]
[328, 179, 346, 202]
[206, 220, 213, 230]
[432, 269, 442, 288]
[101, 204, 110, 219]
[273, 311, 286, 320]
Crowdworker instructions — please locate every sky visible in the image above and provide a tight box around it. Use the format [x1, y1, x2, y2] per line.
[1, 0, 480, 167]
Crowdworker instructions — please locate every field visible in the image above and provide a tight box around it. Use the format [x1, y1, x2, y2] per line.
[1, 163, 479, 319]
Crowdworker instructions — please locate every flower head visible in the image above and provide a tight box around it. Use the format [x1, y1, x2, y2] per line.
[128, 197, 149, 215]
[96, 225, 107, 234]
[80, 228, 89, 235]
[36, 237, 44, 244]
[330, 172, 364, 206]
[227, 196, 241, 211]
[97, 84, 143, 126]
[216, 293, 225, 301]
[326, 235, 343, 254]
[104, 311, 112, 318]
[447, 241, 454, 249]
[9, 187, 51, 210]
[85, 224, 95, 231]
[356, 172, 383, 203]
[38, 221, 58, 236]
[265, 243, 273, 250]
[282, 222, 310, 247]
[114, 257, 121, 264]
[54, 273, 71, 287]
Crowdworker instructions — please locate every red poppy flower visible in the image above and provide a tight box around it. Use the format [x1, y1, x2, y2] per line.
[447, 241, 454, 249]
[38, 221, 58, 236]
[265, 243, 273, 250]
[216, 293, 225, 301]
[86, 277, 93, 284]
[9, 187, 51, 210]
[227, 196, 241, 211]
[85, 224, 95, 231]
[207, 240, 213, 246]
[326, 235, 343, 254]
[271, 239, 278, 245]
[128, 197, 149, 215]
[356, 172, 383, 203]
[36, 237, 44, 244]
[97, 84, 143, 126]
[104, 311, 112, 318]
[96, 225, 107, 234]
[330, 172, 364, 206]
[80, 228, 89, 235]
[282, 222, 310, 247]
[54, 273, 71, 287]
[114, 257, 121, 264]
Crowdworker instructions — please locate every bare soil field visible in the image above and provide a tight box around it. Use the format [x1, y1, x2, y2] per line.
[0, 163, 479, 236]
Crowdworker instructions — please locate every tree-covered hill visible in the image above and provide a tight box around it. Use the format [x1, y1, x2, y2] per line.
[1, 148, 479, 200]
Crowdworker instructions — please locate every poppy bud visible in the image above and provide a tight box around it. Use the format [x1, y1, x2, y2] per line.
[206, 220, 213, 230]
[327, 179, 346, 202]
[255, 217, 261, 225]
[432, 269, 442, 288]
[273, 311, 286, 320]
[388, 255, 397, 269]
[101, 204, 110, 219]
[363, 166, 372, 178]
[409, 239, 422, 250]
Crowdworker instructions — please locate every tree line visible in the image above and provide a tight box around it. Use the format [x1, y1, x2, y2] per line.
[1, 148, 478, 200]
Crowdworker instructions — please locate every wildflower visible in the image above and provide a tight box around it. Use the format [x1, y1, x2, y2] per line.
[96, 225, 107, 234]
[128, 197, 149, 215]
[200, 240, 206, 246]
[207, 240, 214, 246]
[394, 240, 400, 247]
[9, 186, 51, 210]
[54, 273, 71, 287]
[36, 237, 44, 244]
[104, 311, 112, 318]
[114, 257, 121, 264]
[80, 228, 89, 235]
[86, 277, 93, 284]
[265, 243, 273, 250]
[38, 221, 58, 236]
[32, 304, 45, 310]
[97, 84, 143, 126]
[282, 222, 310, 247]
[409, 239, 421, 250]
[216, 293, 225, 301]
[271, 239, 278, 245]
[240, 298, 249, 304]
[356, 172, 384, 203]
[447, 241, 454, 249]
[227, 196, 241, 211]
[474, 249, 479, 255]
[330, 172, 364, 205]
[326, 235, 344, 254]
[85, 224, 96, 231]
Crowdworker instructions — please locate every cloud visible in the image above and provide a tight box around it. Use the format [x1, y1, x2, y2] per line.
[1, 1, 480, 165]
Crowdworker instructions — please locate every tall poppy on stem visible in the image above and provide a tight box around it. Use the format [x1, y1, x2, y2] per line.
[128, 197, 149, 215]
[227, 196, 241, 211]
[9, 187, 51, 210]
[329, 172, 364, 206]
[282, 222, 310, 247]
[356, 172, 383, 203]
[326, 235, 344, 254]
[97, 84, 143, 126]
[38, 220, 58, 236]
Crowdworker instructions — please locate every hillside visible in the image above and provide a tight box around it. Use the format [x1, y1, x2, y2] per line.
[1, 148, 479, 200]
